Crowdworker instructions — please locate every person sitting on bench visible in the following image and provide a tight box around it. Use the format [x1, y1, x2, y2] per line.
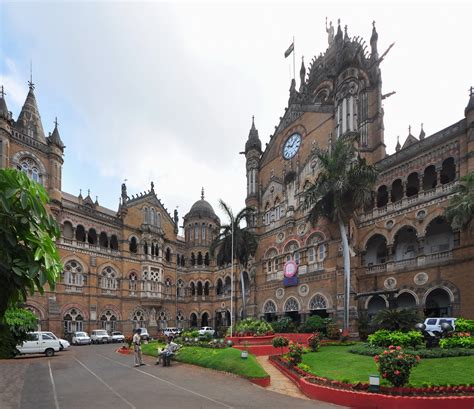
[156, 337, 179, 366]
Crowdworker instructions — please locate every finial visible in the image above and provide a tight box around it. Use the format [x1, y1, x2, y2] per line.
[338, 18, 341, 26]
[252, 115, 255, 126]
[54, 116, 58, 128]
[470, 86, 474, 97]
[87, 189, 90, 196]
[396, 135, 401, 152]
[95, 195, 98, 202]
[151, 181, 154, 191]
[344, 24, 348, 34]
[372, 20, 376, 28]
[0, 85, 5, 98]
[79, 188, 82, 196]
[201, 187, 205, 200]
[408, 125, 412, 135]
[28, 60, 35, 90]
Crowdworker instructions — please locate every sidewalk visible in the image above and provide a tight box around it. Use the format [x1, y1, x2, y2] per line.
[256, 356, 309, 400]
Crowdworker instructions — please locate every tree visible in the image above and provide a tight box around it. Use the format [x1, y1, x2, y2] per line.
[0, 169, 62, 320]
[371, 308, 419, 332]
[445, 171, 474, 232]
[0, 307, 38, 358]
[301, 137, 377, 331]
[210, 200, 258, 322]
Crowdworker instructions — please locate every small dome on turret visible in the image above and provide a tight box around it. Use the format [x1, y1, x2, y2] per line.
[0, 86, 10, 120]
[465, 86, 474, 116]
[245, 116, 262, 154]
[47, 117, 65, 149]
[184, 188, 220, 223]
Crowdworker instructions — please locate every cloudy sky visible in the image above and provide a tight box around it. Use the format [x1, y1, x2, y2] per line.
[1, 1, 472, 231]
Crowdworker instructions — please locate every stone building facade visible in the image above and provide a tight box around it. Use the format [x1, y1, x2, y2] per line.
[0, 21, 472, 337]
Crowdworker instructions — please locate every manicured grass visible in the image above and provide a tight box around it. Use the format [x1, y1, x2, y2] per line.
[142, 342, 268, 379]
[302, 345, 474, 386]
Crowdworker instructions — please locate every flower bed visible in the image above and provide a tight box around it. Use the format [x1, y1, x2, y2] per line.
[226, 335, 275, 345]
[270, 355, 474, 408]
[116, 346, 133, 355]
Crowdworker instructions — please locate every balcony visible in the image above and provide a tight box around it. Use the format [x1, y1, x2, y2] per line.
[365, 250, 454, 273]
[64, 285, 83, 293]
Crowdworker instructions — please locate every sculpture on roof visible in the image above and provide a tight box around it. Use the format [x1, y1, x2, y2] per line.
[326, 17, 334, 46]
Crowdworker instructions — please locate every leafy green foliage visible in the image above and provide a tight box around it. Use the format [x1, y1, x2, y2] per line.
[271, 316, 297, 333]
[371, 308, 419, 332]
[297, 316, 330, 334]
[0, 307, 38, 358]
[349, 343, 474, 358]
[445, 171, 474, 230]
[440, 334, 474, 349]
[326, 322, 341, 340]
[374, 346, 420, 387]
[368, 330, 424, 348]
[235, 318, 274, 336]
[0, 169, 62, 319]
[455, 318, 474, 332]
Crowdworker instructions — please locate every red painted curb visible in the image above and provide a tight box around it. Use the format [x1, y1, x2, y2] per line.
[247, 376, 271, 387]
[270, 357, 474, 409]
[116, 347, 133, 355]
[233, 345, 289, 356]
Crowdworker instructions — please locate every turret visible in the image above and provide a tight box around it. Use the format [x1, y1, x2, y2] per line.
[465, 87, 474, 172]
[0, 86, 12, 168]
[244, 116, 261, 213]
[16, 81, 46, 143]
[46, 118, 65, 205]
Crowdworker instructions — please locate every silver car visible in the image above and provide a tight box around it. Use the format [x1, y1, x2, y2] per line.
[72, 331, 92, 345]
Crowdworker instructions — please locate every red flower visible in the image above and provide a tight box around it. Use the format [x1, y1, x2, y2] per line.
[382, 373, 387, 378]
[396, 346, 401, 350]
[374, 356, 379, 362]
[394, 370, 400, 375]
[389, 345, 394, 350]
[383, 350, 389, 355]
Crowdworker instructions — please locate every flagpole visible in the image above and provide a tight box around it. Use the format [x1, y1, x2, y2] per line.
[230, 220, 234, 337]
[292, 36, 295, 80]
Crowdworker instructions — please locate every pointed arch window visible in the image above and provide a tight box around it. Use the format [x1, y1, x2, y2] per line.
[63, 260, 84, 287]
[63, 308, 83, 333]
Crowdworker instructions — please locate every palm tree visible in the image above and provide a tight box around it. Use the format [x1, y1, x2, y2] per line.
[301, 137, 377, 331]
[445, 171, 474, 232]
[210, 200, 258, 324]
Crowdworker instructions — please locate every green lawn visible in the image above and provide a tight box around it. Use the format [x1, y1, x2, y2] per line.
[142, 342, 268, 379]
[302, 346, 474, 386]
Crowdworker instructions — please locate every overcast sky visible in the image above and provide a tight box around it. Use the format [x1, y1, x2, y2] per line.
[1, 1, 472, 231]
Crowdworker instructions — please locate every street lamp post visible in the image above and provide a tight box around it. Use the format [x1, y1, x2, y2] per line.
[230, 220, 234, 337]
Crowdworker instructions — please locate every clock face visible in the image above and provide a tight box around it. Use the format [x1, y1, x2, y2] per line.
[282, 133, 301, 159]
[284, 261, 298, 278]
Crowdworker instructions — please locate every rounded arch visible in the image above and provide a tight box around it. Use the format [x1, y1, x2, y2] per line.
[305, 231, 326, 246]
[283, 240, 300, 253]
[264, 247, 279, 258]
[365, 294, 388, 310]
[396, 290, 419, 308]
[360, 228, 388, 249]
[23, 301, 46, 320]
[283, 296, 300, 312]
[60, 303, 89, 320]
[422, 285, 455, 305]
[189, 312, 198, 327]
[262, 298, 278, 313]
[98, 304, 121, 320]
[61, 255, 88, 272]
[390, 224, 419, 244]
[11, 150, 47, 176]
[96, 261, 121, 276]
[307, 292, 331, 310]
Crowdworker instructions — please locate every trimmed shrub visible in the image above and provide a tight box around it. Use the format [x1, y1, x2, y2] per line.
[455, 318, 474, 333]
[271, 317, 296, 333]
[297, 316, 329, 334]
[374, 345, 420, 387]
[440, 334, 474, 349]
[308, 332, 321, 352]
[348, 343, 474, 358]
[287, 342, 304, 366]
[272, 336, 289, 355]
[326, 322, 340, 340]
[235, 318, 274, 336]
[368, 330, 424, 348]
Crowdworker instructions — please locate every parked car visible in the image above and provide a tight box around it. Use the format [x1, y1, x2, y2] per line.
[42, 331, 70, 351]
[198, 327, 215, 336]
[424, 317, 456, 334]
[91, 329, 111, 344]
[72, 331, 92, 345]
[163, 328, 181, 337]
[16, 332, 61, 357]
[137, 327, 150, 341]
[111, 331, 125, 343]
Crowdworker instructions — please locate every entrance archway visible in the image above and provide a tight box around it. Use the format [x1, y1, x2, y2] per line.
[201, 312, 209, 327]
[367, 295, 386, 318]
[425, 288, 452, 317]
[284, 297, 301, 324]
[190, 313, 198, 328]
[396, 292, 417, 309]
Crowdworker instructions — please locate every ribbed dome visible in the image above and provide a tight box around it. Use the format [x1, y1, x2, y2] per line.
[184, 188, 219, 222]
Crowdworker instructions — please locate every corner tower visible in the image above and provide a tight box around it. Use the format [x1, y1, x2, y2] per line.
[244, 116, 262, 214]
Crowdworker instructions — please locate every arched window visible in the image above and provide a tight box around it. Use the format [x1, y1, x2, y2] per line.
[194, 223, 199, 240]
[197, 281, 203, 296]
[309, 294, 327, 310]
[406, 173, 420, 197]
[204, 252, 210, 266]
[423, 165, 437, 190]
[132, 310, 145, 329]
[156, 213, 161, 227]
[62, 221, 74, 240]
[129, 237, 138, 253]
[201, 312, 209, 327]
[306, 234, 326, 265]
[377, 185, 388, 207]
[190, 313, 198, 328]
[75, 225, 86, 242]
[181, 255, 185, 267]
[63, 260, 84, 287]
[440, 158, 455, 184]
[204, 281, 210, 296]
[264, 248, 278, 276]
[284, 297, 299, 312]
[110, 235, 119, 251]
[142, 269, 160, 294]
[263, 300, 277, 322]
[87, 228, 97, 245]
[391, 179, 403, 202]
[63, 308, 84, 333]
[224, 276, 231, 295]
[202, 223, 206, 241]
[190, 282, 196, 296]
[144, 207, 149, 224]
[143, 241, 148, 255]
[216, 278, 223, 295]
[191, 253, 196, 266]
[284, 241, 300, 263]
[364, 234, 388, 266]
[17, 158, 42, 184]
[100, 310, 117, 332]
[394, 226, 418, 261]
[129, 272, 138, 293]
[197, 252, 203, 265]
[100, 266, 118, 290]
[99, 232, 108, 248]
[425, 217, 454, 254]
[177, 279, 185, 297]
[165, 248, 171, 262]
[150, 208, 156, 225]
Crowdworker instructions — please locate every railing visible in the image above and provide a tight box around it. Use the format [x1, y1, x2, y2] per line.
[65, 285, 83, 293]
[365, 263, 387, 273]
[426, 250, 453, 263]
[307, 262, 324, 273]
[393, 257, 417, 269]
[365, 250, 454, 273]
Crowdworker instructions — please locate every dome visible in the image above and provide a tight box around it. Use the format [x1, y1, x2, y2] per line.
[184, 188, 220, 222]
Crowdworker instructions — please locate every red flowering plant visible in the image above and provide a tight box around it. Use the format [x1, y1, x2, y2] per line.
[374, 345, 420, 387]
[287, 342, 304, 366]
[308, 332, 321, 352]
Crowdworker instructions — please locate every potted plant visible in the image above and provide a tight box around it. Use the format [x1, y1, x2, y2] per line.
[241, 341, 249, 359]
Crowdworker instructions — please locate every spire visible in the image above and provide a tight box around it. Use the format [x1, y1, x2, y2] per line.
[370, 20, 379, 60]
[335, 18, 343, 46]
[201, 187, 205, 200]
[17, 80, 46, 143]
[396, 135, 401, 152]
[299, 56, 306, 91]
[0, 85, 10, 120]
[48, 117, 65, 149]
[344, 24, 349, 41]
[402, 125, 418, 149]
[121, 180, 128, 204]
[419, 123, 425, 140]
[465, 86, 474, 116]
[245, 115, 262, 154]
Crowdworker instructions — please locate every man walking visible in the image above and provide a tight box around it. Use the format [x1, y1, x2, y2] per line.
[133, 328, 145, 367]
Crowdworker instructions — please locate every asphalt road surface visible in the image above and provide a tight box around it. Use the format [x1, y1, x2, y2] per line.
[1, 343, 344, 409]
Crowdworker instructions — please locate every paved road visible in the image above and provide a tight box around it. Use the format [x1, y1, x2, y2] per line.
[1, 344, 344, 409]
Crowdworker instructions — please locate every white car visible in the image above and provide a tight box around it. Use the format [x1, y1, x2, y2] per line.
[198, 327, 215, 336]
[16, 332, 61, 357]
[42, 331, 70, 350]
[111, 331, 125, 343]
[72, 331, 92, 345]
[424, 318, 456, 334]
[137, 327, 150, 341]
[163, 328, 181, 337]
[91, 329, 111, 344]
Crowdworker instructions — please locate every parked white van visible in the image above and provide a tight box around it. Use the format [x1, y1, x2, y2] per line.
[16, 332, 61, 357]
